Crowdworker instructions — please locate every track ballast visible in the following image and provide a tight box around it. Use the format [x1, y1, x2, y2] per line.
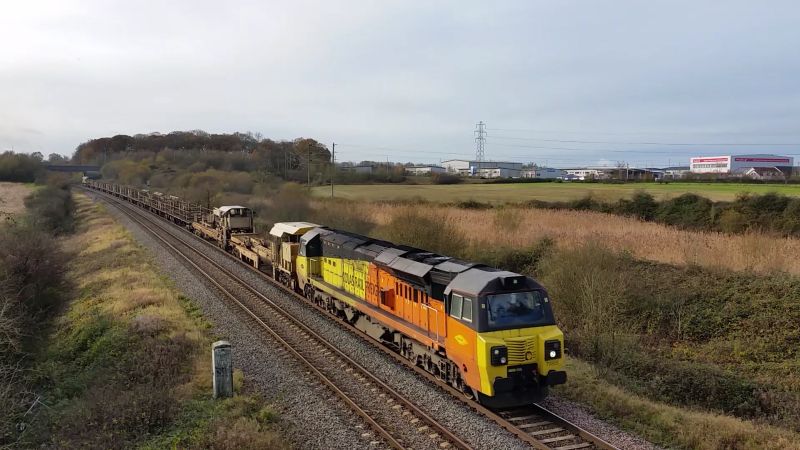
[85, 185, 618, 450]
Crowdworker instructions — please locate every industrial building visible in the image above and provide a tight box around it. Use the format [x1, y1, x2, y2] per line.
[441, 159, 523, 178]
[563, 168, 608, 180]
[521, 167, 565, 179]
[689, 154, 794, 174]
[405, 165, 446, 176]
[563, 167, 660, 181]
[341, 165, 373, 174]
[441, 159, 473, 174]
[662, 166, 690, 179]
[741, 167, 787, 180]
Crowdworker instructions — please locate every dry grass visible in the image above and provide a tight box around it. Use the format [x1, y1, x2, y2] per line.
[0, 182, 33, 218]
[558, 358, 800, 450]
[38, 194, 285, 448]
[315, 182, 800, 203]
[359, 203, 800, 275]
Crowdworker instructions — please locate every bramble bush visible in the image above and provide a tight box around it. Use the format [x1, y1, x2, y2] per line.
[0, 186, 72, 445]
[24, 184, 75, 234]
[431, 173, 462, 185]
[536, 241, 800, 429]
[515, 191, 800, 237]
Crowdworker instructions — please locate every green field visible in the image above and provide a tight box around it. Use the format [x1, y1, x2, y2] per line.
[313, 182, 800, 203]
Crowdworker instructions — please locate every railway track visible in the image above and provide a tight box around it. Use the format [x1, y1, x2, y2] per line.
[95, 191, 473, 450]
[87, 187, 618, 450]
[494, 405, 615, 450]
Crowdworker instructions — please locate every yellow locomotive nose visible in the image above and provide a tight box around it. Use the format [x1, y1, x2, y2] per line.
[474, 325, 566, 407]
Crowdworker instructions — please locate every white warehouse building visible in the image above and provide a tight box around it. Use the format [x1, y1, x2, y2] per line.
[522, 167, 565, 179]
[690, 154, 794, 174]
[441, 159, 523, 178]
[405, 165, 446, 175]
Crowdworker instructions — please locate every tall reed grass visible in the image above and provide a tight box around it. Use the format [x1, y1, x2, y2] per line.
[358, 203, 800, 275]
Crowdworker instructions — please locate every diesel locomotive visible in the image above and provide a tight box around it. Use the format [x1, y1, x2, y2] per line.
[84, 179, 566, 408]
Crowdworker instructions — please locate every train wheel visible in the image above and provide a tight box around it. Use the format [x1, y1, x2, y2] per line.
[463, 387, 476, 401]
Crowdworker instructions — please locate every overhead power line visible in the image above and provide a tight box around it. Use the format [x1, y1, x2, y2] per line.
[337, 143, 469, 157]
[487, 127, 800, 138]
[487, 134, 800, 147]
[485, 141, 795, 154]
[335, 144, 684, 165]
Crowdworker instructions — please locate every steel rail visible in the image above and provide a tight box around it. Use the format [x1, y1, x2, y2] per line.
[532, 404, 618, 450]
[94, 190, 474, 450]
[86, 186, 618, 450]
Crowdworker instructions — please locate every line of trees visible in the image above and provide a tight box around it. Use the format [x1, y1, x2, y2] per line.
[72, 131, 336, 188]
[525, 191, 800, 237]
[0, 152, 45, 182]
[73, 131, 330, 173]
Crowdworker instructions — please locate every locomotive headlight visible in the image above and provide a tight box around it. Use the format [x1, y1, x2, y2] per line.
[490, 346, 508, 366]
[544, 340, 561, 361]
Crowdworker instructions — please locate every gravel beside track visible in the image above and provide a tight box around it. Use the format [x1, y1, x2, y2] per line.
[90, 190, 660, 450]
[539, 397, 664, 450]
[114, 196, 469, 449]
[96, 195, 376, 450]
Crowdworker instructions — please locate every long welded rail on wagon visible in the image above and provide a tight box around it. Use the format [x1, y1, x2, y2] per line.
[91, 189, 474, 450]
[87, 186, 617, 450]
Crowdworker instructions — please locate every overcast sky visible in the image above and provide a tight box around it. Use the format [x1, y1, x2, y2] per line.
[2, 1, 800, 167]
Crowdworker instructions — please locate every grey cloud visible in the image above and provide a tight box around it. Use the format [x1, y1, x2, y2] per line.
[1, 0, 799, 167]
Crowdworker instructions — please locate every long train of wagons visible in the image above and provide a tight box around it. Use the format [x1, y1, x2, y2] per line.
[83, 179, 566, 408]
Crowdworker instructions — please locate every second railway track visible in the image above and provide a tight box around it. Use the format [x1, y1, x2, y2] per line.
[97, 192, 474, 450]
[88, 187, 618, 450]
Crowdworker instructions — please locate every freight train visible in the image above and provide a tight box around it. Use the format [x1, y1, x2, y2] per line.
[83, 179, 566, 408]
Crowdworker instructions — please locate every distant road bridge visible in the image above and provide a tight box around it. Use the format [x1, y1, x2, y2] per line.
[45, 164, 101, 173]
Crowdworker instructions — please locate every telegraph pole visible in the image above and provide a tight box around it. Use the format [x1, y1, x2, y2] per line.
[331, 142, 335, 198]
[307, 145, 311, 188]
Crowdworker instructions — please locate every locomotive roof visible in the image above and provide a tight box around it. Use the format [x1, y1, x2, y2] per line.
[356, 242, 391, 259]
[310, 226, 480, 284]
[387, 257, 432, 278]
[320, 229, 395, 262]
[374, 247, 408, 265]
[434, 259, 478, 274]
[269, 221, 320, 238]
[444, 267, 542, 297]
[322, 230, 365, 247]
[300, 227, 333, 245]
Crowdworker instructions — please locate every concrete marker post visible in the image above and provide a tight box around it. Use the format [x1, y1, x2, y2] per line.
[212, 340, 233, 399]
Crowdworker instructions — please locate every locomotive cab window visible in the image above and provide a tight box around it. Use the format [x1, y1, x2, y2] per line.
[461, 297, 473, 322]
[486, 290, 548, 330]
[450, 294, 463, 318]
